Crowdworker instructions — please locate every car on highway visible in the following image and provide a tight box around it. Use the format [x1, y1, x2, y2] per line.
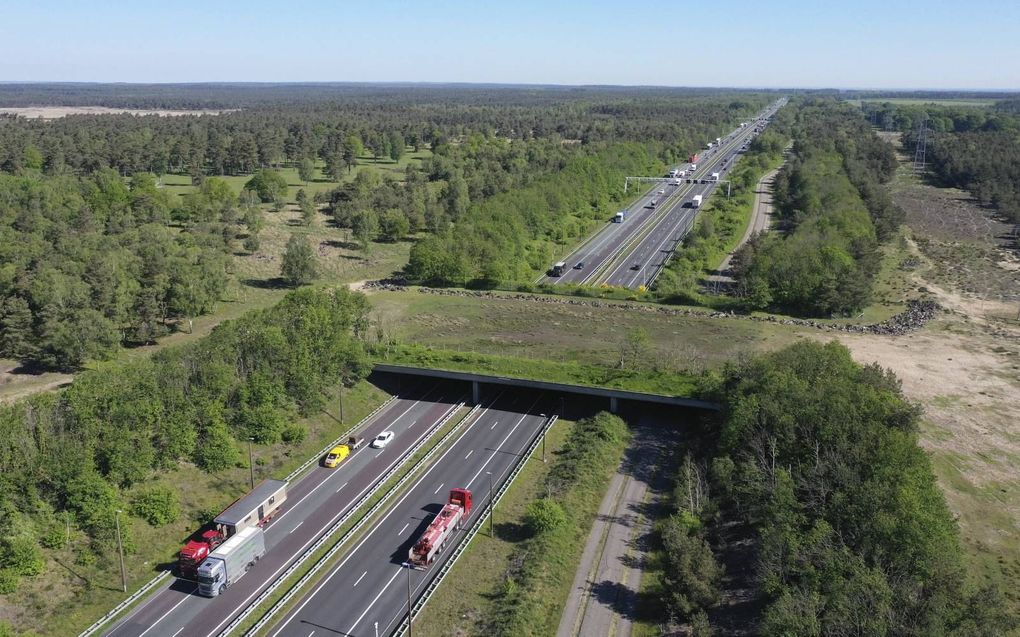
[631, 263, 641, 270]
[574, 261, 585, 270]
[370, 431, 395, 449]
[657, 189, 665, 194]
[323, 445, 350, 468]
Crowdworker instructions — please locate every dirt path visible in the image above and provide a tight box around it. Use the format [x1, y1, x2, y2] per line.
[557, 421, 669, 637]
[706, 166, 780, 285]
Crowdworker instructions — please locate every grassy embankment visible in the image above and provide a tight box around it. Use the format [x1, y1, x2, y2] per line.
[369, 288, 809, 379]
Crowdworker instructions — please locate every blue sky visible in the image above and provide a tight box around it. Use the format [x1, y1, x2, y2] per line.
[1, 0, 1017, 89]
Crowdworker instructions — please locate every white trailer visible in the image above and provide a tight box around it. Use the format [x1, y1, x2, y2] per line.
[691, 195, 703, 208]
[196, 526, 266, 597]
[215, 479, 287, 537]
[710, 172, 720, 182]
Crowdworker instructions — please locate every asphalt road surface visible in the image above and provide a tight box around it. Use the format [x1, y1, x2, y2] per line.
[267, 389, 554, 637]
[104, 382, 463, 637]
[601, 99, 787, 289]
[544, 99, 785, 289]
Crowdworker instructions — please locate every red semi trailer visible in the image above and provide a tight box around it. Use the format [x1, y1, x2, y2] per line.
[408, 488, 473, 568]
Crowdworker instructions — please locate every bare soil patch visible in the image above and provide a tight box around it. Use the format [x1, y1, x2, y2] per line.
[0, 106, 232, 119]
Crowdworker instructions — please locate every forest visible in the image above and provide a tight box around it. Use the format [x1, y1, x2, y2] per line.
[861, 99, 1020, 224]
[731, 98, 902, 316]
[0, 287, 370, 594]
[654, 341, 1013, 635]
[0, 87, 772, 370]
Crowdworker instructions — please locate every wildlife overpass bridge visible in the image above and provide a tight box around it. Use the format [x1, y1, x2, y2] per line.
[372, 363, 720, 414]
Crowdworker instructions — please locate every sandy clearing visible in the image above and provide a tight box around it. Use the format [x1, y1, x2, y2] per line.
[0, 106, 233, 119]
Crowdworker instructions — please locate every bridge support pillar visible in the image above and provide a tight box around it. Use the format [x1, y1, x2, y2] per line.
[610, 396, 619, 413]
[472, 381, 481, 405]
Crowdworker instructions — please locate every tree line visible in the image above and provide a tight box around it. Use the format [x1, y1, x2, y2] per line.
[653, 341, 1013, 635]
[0, 287, 370, 594]
[862, 100, 1020, 224]
[732, 98, 902, 316]
[0, 89, 772, 180]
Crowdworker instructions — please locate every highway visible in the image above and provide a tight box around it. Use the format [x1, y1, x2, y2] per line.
[542, 99, 785, 289]
[103, 382, 463, 637]
[600, 98, 787, 289]
[546, 179, 681, 285]
[267, 389, 553, 637]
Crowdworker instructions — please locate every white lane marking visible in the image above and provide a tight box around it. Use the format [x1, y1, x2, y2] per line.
[466, 394, 543, 492]
[290, 521, 303, 534]
[171, 628, 185, 637]
[346, 568, 403, 635]
[434, 483, 444, 495]
[376, 451, 384, 458]
[399, 522, 410, 535]
[336, 481, 348, 493]
[354, 570, 368, 587]
[465, 450, 473, 460]
[281, 396, 434, 522]
[269, 392, 506, 637]
[137, 589, 196, 637]
[491, 420, 498, 430]
[307, 631, 315, 637]
[206, 397, 462, 637]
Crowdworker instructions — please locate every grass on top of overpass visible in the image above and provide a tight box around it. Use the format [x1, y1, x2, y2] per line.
[374, 343, 700, 398]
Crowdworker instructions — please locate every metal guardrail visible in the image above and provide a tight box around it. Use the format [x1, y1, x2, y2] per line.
[78, 570, 172, 637]
[79, 395, 401, 637]
[393, 414, 559, 637]
[285, 394, 400, 483]
[235, 402, 480, 637]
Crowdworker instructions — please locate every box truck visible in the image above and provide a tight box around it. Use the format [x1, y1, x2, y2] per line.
[196, 526, 266, 597]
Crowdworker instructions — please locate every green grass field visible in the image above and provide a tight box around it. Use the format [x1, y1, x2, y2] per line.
[369, 288, 812, 375]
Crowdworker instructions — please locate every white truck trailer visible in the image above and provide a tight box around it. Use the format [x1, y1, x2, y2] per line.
[196, 526, 266, 597]
[691, 195, 703, 208]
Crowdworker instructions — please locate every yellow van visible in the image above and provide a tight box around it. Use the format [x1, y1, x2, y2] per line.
[322, 445, 350, 468]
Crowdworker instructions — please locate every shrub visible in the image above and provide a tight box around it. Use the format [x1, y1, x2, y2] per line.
[281, 424, 307, 444]
[523, 498, 567, 536]
[130, 486, 180, 527]
[0, 537, 43, 576]
[0, 569, 18, 595]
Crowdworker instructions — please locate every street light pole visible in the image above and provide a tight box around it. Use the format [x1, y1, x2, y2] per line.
[115, 509, 127, 593]
[487, 471, 494, 538]
[540, 413, 547, 463]
[401, 562, 413, 637]
[248, 438, 255, 489]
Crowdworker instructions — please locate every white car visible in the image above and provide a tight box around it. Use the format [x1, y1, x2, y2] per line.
[370, 431, 395, 449]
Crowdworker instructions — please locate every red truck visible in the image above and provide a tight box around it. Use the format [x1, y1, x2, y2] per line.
[408, 488, 473, 568]
[177, 479, 288, 578]
[688, 153, 700, 163]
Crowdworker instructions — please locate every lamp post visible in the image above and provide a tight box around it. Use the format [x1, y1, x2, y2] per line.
[401, 562, 414, 637]
[248, 437, 255, 489]
[540, 413, 547, 463]
[115, 509, 127, 593]
[487, 471, 494, 538]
